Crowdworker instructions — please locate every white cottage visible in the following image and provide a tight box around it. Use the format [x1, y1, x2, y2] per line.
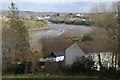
[65, 43, 85, 66]
[51, 51, 65, 62]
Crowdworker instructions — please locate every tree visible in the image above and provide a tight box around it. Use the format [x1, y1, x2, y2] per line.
[57, 13, 60, 16]
[90, 2, 118, 69]
[112, 2, 118, 12]
[2, 2, 32, 74]
[8, 2, 29, 48]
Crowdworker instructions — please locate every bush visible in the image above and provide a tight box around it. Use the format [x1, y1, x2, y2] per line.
[98, 67, 118, 78]
[70, 61, 85, 74]
[63, 58, 95, 75]
[85, 58, 96, 76]
[42, 62, 64, 74]
[85, 58, 95, 71]
[3, 64, 25, 74]
[82, 35, 92, 41]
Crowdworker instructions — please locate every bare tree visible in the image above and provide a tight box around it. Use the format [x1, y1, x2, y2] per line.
[90, 2, 118, 69]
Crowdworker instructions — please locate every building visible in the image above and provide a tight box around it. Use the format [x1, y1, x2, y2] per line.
[65, 43, 85, 66]
[44, 16, 50, 20]
[36, 16, 44, 21]
[76, 13, 83, 17]
[51, 51, 65, 62]
[27, 15, 32, 20]
[50, 43, 85, 66]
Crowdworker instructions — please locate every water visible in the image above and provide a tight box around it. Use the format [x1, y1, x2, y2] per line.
[29, 22, 92, 45]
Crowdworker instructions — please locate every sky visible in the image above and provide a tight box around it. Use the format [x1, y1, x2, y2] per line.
[1, 0, 119, 2]
[1, 0, 119, 13]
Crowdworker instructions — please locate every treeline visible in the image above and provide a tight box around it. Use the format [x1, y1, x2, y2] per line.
[49, 16, 90, 25]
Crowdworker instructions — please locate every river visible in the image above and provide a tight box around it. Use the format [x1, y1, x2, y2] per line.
[29, 21, 92, 51]
[29, 21, 92, 44]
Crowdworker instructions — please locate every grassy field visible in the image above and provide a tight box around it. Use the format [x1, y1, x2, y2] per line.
[24, 20, 50, 30]
[33, 21, 44, 25]
[2, 75, 117, 80]
[2, 18, 50, 31]
[0, 75, 2, 80]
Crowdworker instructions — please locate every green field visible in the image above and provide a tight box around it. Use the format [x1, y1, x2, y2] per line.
[0, 75, 2, 80]
[2, 75, 117, 80]
[23, 20, 50, 31]
[33, 21, 44, 25]
[24, 20, 45, 28]
[2, 19, 50, 31]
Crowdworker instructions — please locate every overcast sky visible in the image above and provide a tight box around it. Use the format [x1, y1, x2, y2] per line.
[1, 0, 118, 13]
[2, 0, 119, 3]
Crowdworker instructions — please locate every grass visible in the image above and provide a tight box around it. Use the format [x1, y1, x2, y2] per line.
[2, 19, 50, 31]
[0, 75, 2, 80]
[24, 20, 50, 31]
[69, 37, 82, 42]
[70, 18, 76, 21]
[2, 74, 117, 80]
[33, 21, 44, 25]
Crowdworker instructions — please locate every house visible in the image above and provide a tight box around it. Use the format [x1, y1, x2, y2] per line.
[51, 51, 65, 62]
[76, 13, 83, 18]
[44, 16, 50, 20]
[2, 15, 6, 18]
[36, 16, 44, 21]
[65, 43, 85, 66]
[27, 15, 32, 20]
[50, 43, 85, 66]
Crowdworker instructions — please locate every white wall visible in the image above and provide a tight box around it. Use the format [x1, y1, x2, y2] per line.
[56, 56, 64, 62]
[86, 52, 116, 70]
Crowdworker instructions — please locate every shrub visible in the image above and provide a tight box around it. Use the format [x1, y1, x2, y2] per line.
[85, 58, 95, 71]
[63, 58, 95, 75]
[70, 61, 85, 74]
[82, 35, 92, 41]
[43, 62, 64, 74]
[3, 64, 25, 74]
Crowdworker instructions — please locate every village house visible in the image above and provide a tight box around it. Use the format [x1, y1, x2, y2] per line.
[27, 15, 32, 20]
[51, 51, 65, 62]
[76, 13, 83, 18]
[49, 43, 85, 66]
[65, 43, 85, 65]
[36, 16, 44, 21]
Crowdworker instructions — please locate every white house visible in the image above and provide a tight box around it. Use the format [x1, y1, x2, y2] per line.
[37, 16, 44, 20]
[51, 51, 65, 62]
[27, 15, 32, 20]
[76, 13, 83, 17]
[44, 16, 50, 20]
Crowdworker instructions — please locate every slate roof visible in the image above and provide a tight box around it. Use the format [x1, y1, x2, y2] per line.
[51, 51, 65, 57]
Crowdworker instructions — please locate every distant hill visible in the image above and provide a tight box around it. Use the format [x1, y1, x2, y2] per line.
[2, 10, 58, 16]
